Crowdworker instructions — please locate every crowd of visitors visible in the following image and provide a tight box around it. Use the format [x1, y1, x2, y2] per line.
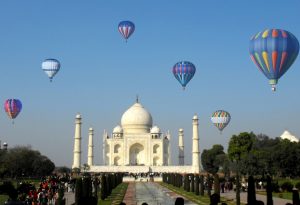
[4, 175, 74, 205]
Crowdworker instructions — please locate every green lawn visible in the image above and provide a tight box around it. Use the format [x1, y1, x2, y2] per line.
[160, 183, 244, 205]
[0, 194, 8, 204]
[257, 191, 293, 200]
[98, 183, 128, 205]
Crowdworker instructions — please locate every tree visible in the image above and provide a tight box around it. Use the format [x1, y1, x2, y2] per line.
[82, 164, 90, 172]
[57, 187, 66, 205]
[75, 178, 83, 205]
[191, 174, 195, 192]
[266, 175, 273, 205]
[56, 166, 71, 174]
[100, 174, 107, 200]
[199, 175, 204, 196]
[272, 139, 300, 177]
[201, 144, 225, 198]
[228, 132, 255, 205]
[195, 175, 199, 195]
[247, 175, 256, 205]
[1, 146, 55, 178]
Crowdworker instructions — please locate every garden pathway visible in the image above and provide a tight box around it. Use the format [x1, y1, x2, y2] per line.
[221, 190, 292, 205]
[123, 182, 196, 205]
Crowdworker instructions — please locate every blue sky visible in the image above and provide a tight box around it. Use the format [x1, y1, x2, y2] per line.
[0, 1, 299, 166]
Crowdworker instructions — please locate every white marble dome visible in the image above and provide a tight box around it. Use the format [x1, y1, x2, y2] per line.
[121, 102, 153, 133]
[113, 125, 123, 133]
[280, 130, 299, 142]
[151, 126, 160, 134]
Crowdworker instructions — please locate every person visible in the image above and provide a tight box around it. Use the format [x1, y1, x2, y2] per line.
[258, 181, 263, 189]
[221, 182, 225, 193]
[175, 197, 184, 205]
[210, 193, 220, 205]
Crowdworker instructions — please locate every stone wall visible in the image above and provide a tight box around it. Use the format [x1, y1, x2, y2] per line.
[88, 165, 200, 173]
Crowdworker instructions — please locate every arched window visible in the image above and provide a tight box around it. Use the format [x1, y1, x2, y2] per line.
[114, 144, 121, 153]
[153, 144, 159, 154]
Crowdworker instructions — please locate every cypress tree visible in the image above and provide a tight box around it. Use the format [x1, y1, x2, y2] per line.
[247, 175, 256, 205]
[111, 174, 116, 189]
[191, 174, 195, 192]
[266, 175, 273, 205]
[184, 174, 189, 191]
[207, 174, 212, 196]
[92, 178, 99, 205]
[187, 174, 191, 192]
[292, 189, 300, 205]
[199, 175, 205, 196]
[195, 175, 200, 195]
[75, 178, 83, 205]
[177, 174, 181, 188]
[100, 174, 107, 200]
[178, 174, 182, 188]
[106, 174, 111, 196]
[172, 173, 175, 186]
[57, 187, 66, 205]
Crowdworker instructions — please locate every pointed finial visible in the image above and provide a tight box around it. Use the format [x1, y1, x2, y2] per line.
[136, 94, 139, 103]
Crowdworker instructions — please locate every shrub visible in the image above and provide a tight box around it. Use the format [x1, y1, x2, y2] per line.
[295, 182, 300, 190]
[281, 181, 293, 192]
[271, 181, 280, 193]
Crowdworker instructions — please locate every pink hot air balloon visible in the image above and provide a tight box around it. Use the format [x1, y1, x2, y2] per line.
[4, 99, 22, 123]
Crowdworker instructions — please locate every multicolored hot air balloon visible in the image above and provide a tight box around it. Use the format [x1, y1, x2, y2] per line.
[118, 21, 135, 42]
[172, 61, 196, 90]
[4, 99, 22, 123]
[42, 59, 61, 82]
[249, 29, 299, 91]
[211, 110, 231, 133]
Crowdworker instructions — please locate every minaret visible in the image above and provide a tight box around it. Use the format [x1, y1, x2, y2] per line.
[192, 114, 200, 172]
[87, 127, 94, 166]
[72, 114, 82, 169]
[167, 130, 171, 165]
[178, 128, 184, 165]
[103, 130, 106, 165]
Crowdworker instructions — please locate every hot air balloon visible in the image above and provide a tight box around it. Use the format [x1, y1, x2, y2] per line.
[118, 21, 135, 42]
[172, 61, 196, 90]
[42, 59, 61, 82]
[211, 110, 231, 133]
[4, 99, 22, 123]
[249, 29, 299, 91]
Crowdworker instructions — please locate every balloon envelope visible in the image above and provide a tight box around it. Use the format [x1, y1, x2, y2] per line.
[4, 99, 22, 120]
[172, 61, 196, 89]
[118, 21, 135, 41]
[211, 110, 231, 132]
[42, 59, 61, 82]
[249, 29, 299, 91]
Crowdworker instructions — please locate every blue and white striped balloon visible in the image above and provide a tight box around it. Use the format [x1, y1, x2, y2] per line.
[118, 21, 135, 42]
[42, 59, 61, 82]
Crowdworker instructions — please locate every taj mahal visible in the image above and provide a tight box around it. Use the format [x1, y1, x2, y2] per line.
[72, 99, 201, 174]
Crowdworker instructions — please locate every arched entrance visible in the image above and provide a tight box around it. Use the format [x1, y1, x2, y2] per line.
[114, 156, 121, 165]
[129, 143, 145, 165]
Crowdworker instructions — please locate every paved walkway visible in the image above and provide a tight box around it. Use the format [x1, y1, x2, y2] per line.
[64, 192, 75, 205]
[221, 191, 292, 205]
[123, 182, 196, 205]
